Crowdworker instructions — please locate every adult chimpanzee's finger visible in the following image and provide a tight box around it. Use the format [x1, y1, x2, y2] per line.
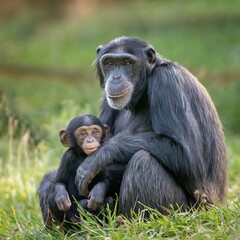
[64, 196, 72, 210]
[87, 200, 93, 210]
[57, 201, 65, 211]
[75, 167, 91, 196]
[80, 180, 90, 197]
[87, 199, 101, 211]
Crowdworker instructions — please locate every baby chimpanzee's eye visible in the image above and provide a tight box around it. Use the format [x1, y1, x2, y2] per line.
[92, 129, 100, 137]
[80, 131, 87, 137]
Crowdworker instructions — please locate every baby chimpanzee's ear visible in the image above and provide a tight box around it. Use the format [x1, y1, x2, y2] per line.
[59, 129, 73, 148]
[103, 125, 111, 141]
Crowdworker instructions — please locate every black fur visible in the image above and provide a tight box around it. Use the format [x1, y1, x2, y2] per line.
[74, 37, 227, 217]
[38, 114, 118, 228]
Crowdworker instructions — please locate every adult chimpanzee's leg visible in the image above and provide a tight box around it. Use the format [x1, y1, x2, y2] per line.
[119, 150, 188, 217]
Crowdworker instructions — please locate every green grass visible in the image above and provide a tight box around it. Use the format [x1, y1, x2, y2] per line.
[1, 0, 240, 239]
[0, 110, 240, 239]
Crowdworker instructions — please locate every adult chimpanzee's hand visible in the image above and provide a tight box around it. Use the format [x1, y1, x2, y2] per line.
[75, 157, 101, 197]
[75, 132, 148, 196]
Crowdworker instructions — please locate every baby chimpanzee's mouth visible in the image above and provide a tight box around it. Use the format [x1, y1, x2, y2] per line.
[85, 147, 98, 154]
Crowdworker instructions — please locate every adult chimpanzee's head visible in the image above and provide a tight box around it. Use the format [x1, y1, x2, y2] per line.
[59, 114, 109, 155]
[95, 37, 158, 110]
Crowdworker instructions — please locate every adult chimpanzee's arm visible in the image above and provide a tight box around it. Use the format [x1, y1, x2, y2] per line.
[76, 62, 208, 197]
[75, 132, 203, 196]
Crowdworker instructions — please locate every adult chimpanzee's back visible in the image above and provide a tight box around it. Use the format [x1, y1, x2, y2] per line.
[74, 37, 227, 217]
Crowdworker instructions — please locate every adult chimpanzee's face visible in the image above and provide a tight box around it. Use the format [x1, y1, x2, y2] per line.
[100, 53, 142, 110]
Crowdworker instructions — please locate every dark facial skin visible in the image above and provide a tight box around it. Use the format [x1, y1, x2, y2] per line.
[99, 53, 142, 110]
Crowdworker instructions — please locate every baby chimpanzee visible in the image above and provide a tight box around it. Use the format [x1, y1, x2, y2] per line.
[45, 114, 115, 227]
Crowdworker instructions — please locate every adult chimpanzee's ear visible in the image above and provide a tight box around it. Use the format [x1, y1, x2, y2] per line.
[96, 45, 104, 54]
[59, 129, 73, 148]
[103, 124, 111, 141]
[144, 46, 157, 66]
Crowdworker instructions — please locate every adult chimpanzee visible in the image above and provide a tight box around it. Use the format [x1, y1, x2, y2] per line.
[39, 36, 227, 219]
[73, 37, 228, 217]
[38, 114, 116, 227]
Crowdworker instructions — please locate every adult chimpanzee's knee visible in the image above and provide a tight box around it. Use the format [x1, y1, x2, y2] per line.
[119, 150, 188, 217]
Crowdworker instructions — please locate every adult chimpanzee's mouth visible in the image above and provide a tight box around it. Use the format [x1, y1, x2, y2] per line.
[107, 91, 128, 99]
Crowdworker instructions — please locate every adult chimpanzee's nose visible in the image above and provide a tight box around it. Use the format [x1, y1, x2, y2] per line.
[112, 69, 121, 80]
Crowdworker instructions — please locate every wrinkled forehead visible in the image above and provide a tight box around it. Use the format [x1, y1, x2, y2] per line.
[100, 52, 139, 63]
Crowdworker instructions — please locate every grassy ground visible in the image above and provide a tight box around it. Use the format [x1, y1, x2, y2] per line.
[0, 0, 240, 239]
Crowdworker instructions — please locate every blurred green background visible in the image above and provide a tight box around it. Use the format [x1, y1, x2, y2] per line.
[0, 0, 240, 238]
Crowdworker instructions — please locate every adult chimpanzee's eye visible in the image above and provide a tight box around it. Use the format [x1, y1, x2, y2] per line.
[123, 60, 133, 72]
[105, 61, 113, 68]
[124, 60, 131, 65]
